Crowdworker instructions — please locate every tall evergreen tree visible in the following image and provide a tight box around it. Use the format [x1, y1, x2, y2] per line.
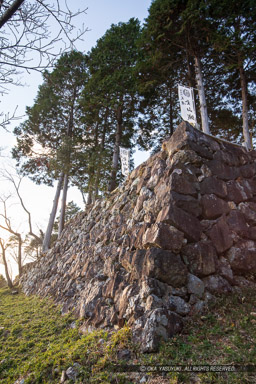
[12, 51, 89, 251]
[136, 6, 187, 152]
[78, 83, 113, 203]
[208, 0, 256, 148]
[85, 18, 141, 192]
[140, 0, 212, 134]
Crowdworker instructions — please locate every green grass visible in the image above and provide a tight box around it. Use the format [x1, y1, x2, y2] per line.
[0, 287, 255, 383]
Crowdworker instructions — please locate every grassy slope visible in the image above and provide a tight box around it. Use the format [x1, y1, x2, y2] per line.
[0, 287, 255, 384]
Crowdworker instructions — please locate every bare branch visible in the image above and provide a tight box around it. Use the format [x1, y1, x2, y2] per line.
[0, 1, 88, 95]
[0, 195, 23, 275]
[0, 237, 13, 288]
[0, 0, 25, 29]
[0, 167, 41, 242]
[0, 106, 23, 132]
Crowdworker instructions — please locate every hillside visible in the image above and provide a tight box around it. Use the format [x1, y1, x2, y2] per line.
[0, 286, 255, 383]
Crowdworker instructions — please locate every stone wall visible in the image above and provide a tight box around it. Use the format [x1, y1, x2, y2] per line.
[20, 122, 256, 352]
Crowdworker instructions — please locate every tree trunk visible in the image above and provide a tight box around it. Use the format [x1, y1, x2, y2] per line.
[239, 63, 251, 150]
[0, 240, 13, 289]
[58, 173, 69, 238]
[186, 48, 194, 88]
[0, 0, 25, 29]
[86, 122, 99, 205]
[94, 108, 108, 201]
[194, 55, 210, 134]
[108, 106, 122, 192]
[42, 172, 64, 252]
[17, 235, 22, 277]
[93, 164, 101, 202]
[87, 191, 93, 205]
[168, 85, 174, 136]
[93, 179, 99, 202]
[87, 162, 95, 205]
[57, 89, 75, 234]
[79, 188, 87, 206]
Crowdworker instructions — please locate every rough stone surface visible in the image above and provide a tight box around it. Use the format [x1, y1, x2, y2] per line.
[168, 296, 191, 316]
[226, 243, 256, 275]
[142, 223, 184, 253]
[227, 180, 253, 203]
[200, 176, 227, 198]
[20, 122, 256, 352]
[203, 276, 232, 294]
[201, 194, 230, 219]
[217, 257, 234, 284]
[182, 242, 217, 277]
[187, 274, 205, 298]
[238, 202, 256, 224]
[226, 210, 249, 238]
[66, 363, 81, 381]
[207, 159, 238, 180]
[169, 171, 198, 197]
[156, 204, 201, 242]
[143, 248, 188, 287]
[170, 192, 202, 217]
[207, 217, 233, 253]
[139, 308, 183, 352]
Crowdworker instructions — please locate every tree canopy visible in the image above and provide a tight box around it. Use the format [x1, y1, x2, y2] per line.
[85, 18, 141, 192]
[137, 0, 255, 147]
[0, 1, 88, 132]
[8, 2, 256, 254]
[12, 51, 89, 250]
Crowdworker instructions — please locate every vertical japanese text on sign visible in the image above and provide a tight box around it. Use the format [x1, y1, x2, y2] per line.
[178, 85, 197, 126]
[120, 147, 130, 177]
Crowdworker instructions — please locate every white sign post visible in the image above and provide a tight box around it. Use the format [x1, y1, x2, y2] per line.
[178, 85, 197, 126]
[120, 147, 130, 177]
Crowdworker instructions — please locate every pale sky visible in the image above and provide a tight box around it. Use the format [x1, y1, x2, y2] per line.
[0, 0, 153, 278]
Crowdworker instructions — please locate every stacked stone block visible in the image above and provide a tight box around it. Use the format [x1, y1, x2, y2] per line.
[20, 122, 256, 352]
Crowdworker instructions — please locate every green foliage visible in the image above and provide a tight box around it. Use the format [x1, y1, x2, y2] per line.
[12, 50, 89, 186]
[136, 0, 189, 152]
[0, 287, 255, 383]
[137, 0, 222, 151]
[12, 20, 142, 200]
[88, 18, 141, 100]
[207, 0, 256, 140]
[140, 289, 256, 383]
[0, 288, 135, 383]
[53, 201, 82, 234]
[82, 18, 141, 191]
[138, 0, 256, 147]
[10, 2, 256, 197]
